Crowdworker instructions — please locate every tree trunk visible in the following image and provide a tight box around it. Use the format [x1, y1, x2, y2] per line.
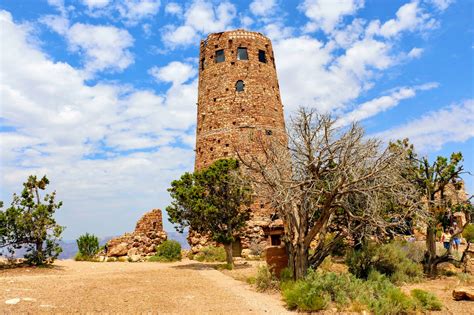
[424, 224, 438, 277]
[35, 239, 44, 265]
[288, 241, 308, 280]
[224, 243, 233, 268]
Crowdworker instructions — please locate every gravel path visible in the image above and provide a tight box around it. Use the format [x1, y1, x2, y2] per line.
[0, 259, 291, 314]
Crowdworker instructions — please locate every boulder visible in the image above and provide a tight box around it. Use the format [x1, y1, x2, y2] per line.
[127, 247, 138, 257]
[108, 242, 129, 257]
[452, 288, 474, 301]
[129, 255, 141, 262]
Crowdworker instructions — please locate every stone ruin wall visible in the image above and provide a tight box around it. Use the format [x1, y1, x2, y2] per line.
[191, 29, 288, 254]
[106, 209, 167, 260]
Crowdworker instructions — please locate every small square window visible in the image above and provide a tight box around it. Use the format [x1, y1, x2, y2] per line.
[266, 129, 273, 135]
[258, 50, 267, 63]
[237, 47, 248, 60]
[215, 49, 225, 63]
[271, 235, 281, 246]
[236, 80, 244, 92]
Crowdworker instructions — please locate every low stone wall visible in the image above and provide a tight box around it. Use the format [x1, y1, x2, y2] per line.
[106, 209, 167, 261]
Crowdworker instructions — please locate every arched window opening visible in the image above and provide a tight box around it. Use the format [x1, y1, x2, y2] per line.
[236, 80, 244, 92]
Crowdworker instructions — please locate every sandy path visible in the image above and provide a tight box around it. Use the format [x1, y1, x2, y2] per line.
[0, 259, 291, 314]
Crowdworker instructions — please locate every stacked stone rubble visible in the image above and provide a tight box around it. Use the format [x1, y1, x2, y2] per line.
[107, 209, 167, 260]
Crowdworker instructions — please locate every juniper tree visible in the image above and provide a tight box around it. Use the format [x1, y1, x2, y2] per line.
[0, 175, 64, 265]
[166, 158, 253, 268]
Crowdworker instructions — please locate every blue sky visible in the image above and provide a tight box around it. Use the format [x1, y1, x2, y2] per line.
[0, 0, 472, 240]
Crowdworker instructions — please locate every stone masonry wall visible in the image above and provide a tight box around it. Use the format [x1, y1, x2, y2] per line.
[106, 209, 167, 261]
[191, 29, 288, 253]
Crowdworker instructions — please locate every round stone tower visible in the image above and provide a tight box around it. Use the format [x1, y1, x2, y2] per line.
[192, 29, 287, 255]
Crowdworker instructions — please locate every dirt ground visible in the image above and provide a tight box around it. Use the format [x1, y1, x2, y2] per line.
[0, 259, 291, 314]
[401, 276, 474, 315]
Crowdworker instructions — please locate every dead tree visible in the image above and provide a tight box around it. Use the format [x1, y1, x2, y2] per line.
[241, 108, 422, 280]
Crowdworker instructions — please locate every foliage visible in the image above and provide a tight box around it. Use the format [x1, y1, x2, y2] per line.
[394, 139, 467, 276]
[193, 246, 226, 262]
[76, 233, 99, 260]
[463, 224, 474, 242]
[411, 289, 442, 311]
[150, 240, 181, 262]
[281, 269, 440, 314]
[167, 159, 253, 266]
[254, 265, 279, 292]
[346, 241, 423, 284]
[243, 109, 420, 279]
[0, 175, 64, 265]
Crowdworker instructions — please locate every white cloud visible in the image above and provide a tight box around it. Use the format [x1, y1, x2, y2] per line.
[407, 47, 424, 58]
[42, 17, 135, 75]
[149, 61, 197, 85]
[428, 0, 454, 11]
[116, 0, 161, 24]
[82, 0, 110, 9]
[0, 10, 197, 238]
[165, 2, 182, 16]
[41, 14, 70, 34]
[162, 0, 236, 47]
[299, 0, 365, 34]
[375, 99, 474, 152]
[67, 23, 134, 74]
[336, 82, 439, 126]
[249, 0, 277, 17]
[367, 1, 437, 38]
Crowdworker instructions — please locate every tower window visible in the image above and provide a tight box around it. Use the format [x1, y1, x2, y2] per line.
[236, 80, 244, 92]
[237, 47, 248, 60]
[215, 49, 225, 63]
[258, 50, 267, 63]
[266, 129, 273, 135]
[201, 58, 205, 71]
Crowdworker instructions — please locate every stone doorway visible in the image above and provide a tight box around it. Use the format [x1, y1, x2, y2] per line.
[232, 238, 242, 257]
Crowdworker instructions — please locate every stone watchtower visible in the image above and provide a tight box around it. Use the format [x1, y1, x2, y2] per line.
[191, 29, 287, 256]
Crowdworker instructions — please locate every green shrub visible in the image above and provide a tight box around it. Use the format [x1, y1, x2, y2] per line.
[463, 224, 474, 243]
[75, 233, 100, 260]
[346, 241, 423, 284]
[148, 240, 181, 262]
[280, 269, 440, 314]
[411, 289, 442, 311]
[254, 265, 279, 292]
[279, 267, 293, 283]
[193, 246, 226, 262]
[282, 280, 330, 311]
[150, 240, 181, 262]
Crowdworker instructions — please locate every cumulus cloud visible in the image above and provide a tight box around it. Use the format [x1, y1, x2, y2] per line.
[42, 16, 135, 75]
[407, 47, 424, 58]
[299, 0, 365, 34]
[82, 0, 110, 9]
[249, 0, 277, 17]
[367, 1, 437, 38]
[428, 0, 454, 11]
[116, 0, 161, 24]
[0, 10, 196, 238]
[165, 2, 182, 15]
[374, 99, 474, 152]
[149, 61, 197, 85]
[162, 0, 236, 47]
[336, 82, 439, 126]
[67, 23, 134, 74]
